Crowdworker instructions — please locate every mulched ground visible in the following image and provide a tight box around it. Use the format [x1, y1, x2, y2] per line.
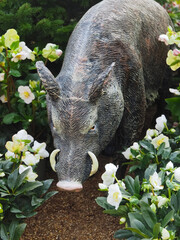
[21, 155, 122, 240]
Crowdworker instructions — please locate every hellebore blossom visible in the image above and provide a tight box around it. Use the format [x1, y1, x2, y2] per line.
[155, 114, 167, 133]
[161, 228, 170, 240]
[42, 43, 62, 62]
[32, 141, 49, 158]
[158, 34, 169, 45]
[0, 172, 5, 177]
[166, 50, 180, 71]
[22, 152, 40, 166]
[18, 86, 35, 104]
[107, 183, 122, 210]
[157, 196, 169, 208]
[12, 129, 34, 144]
[174, 167, 180, 182]
[169, 88, 180, 95]
[145, 129, 158, 140]
[19, 165, 38, 182]
[5, 140, 25, 154]
[0, 95, 7, 103]
[151, 134, 170, 149]
[11, 41, 35, 62]
[100, 163, 118, 188]
[0, 73, 5, 81]
[3, 29, 19, 48]
[122, 142, 140, 159]
[149, 172, 164, 191]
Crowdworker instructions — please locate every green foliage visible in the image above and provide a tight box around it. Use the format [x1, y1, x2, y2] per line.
[96, 116, 180, 239]
[0, 130, 58, 240]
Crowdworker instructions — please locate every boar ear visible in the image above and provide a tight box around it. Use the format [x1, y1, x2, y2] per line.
[36, 61, 60, 100]
[89, 62, 115, 102]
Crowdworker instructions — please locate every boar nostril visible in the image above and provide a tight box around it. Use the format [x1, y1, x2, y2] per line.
[50, 149, 60, 172]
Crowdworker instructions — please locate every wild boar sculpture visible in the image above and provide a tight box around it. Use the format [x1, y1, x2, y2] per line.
[36, 0, 172, 192]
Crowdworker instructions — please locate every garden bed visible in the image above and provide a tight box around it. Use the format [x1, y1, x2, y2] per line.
[21, 155, 121, 240]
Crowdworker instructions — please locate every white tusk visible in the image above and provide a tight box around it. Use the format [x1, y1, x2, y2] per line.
[88, 151, 99, 177]
[50, 149, 60, 172]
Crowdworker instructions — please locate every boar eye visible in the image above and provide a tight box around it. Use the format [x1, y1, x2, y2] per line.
[89, 125, 97, 133]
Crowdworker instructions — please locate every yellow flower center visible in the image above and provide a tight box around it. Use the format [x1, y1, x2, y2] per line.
[23, 91, 30, 98]
[157, 138, 164, 146]
[113, 192, 119, 202]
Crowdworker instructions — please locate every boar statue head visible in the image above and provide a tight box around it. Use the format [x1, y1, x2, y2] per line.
[36, 61, 124, 192]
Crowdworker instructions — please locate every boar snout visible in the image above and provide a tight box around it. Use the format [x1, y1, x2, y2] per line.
[50, 150, 99, 191]
[56, 181, 83, 192]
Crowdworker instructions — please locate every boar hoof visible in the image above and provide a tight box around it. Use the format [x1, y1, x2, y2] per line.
[56, 181, 83, 192]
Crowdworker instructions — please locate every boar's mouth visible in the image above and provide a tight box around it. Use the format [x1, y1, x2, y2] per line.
[49, 149, 99, 192]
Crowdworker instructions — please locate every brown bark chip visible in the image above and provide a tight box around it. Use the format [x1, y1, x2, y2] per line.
[21, 155, 121, 240]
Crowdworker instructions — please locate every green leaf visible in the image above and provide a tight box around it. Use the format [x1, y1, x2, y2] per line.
[104, 205, 128, 217]
[15, 181, 43, 196]
[9, 69, 21, 77]
[128, 212, 153, 237]
[31, 195, 43, 207]
[43, 191, 58, 201]
[124, 175, 135, 195]
[14, 168, 30, 190]
[134, 176, 140, 194]
[7, 168, 19, 190]
[95, 197, 114, 210]
[140, 201, 157, 229]
[162, 210, 174, 227]
[139, 140, 156, 154]
[170, 193, 178, 211]
[170, 151, 180, 163]
[13, 223, 27, 240]
[3, 112, 20, 124]
[114, 229, 133, 239]
[10, 41, 19, 50]
[165, 97, 180, 122]
[0, 224, 9, 240]
[153, 223, 161, 238]
[126, 227, 150, 238]
[162, 148, 171, 160]
[157, 142, 165, 156]
[144, 164, 157, 180]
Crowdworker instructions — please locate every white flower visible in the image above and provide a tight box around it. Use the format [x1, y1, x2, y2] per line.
[122, 142, 140, 159]
[19, 165, 38, 182]
[0, 172, 5, 177]
[149, 172, 164, 191]
[98, 183, 108, 190]
[107, 183, 122, 210]
[18, 86, 35, 104]
[5, 150, 15, 159]
[161, 228, 170, 240]
[145, 129, 158, 140]
[32, 140, 49, 158]
[155, 114, 167, 133]
[158, 34, 169, 45]
[165, 161, 174, 171]
[169, 88, 180, 95]
[0, 95, 8, 103]
[157, 196, 169, 208]
[174, 167, 180, 182]
[151, 134, 170, 149]
[22, 151, 40, 166]
[56, 49, 63, 57]
[0, 73, 5, 81]
[12, 129, 34, 143]
[101, 163, 118, 187]
[11, 41, 35, 62]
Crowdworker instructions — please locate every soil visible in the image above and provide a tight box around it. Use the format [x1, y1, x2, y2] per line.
[21, 155, 122, 240]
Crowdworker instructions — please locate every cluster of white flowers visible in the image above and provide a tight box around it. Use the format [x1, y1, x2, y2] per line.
[122, 115, 169, 160]
[4, 129, 49, 182]
[98, 163, 126, 210]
